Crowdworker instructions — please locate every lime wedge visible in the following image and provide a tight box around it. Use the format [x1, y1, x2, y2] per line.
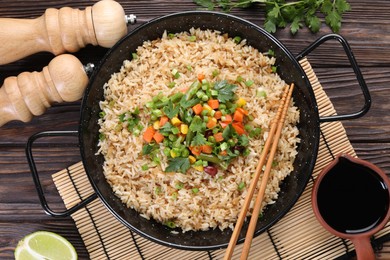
[14, 231, 77, 260]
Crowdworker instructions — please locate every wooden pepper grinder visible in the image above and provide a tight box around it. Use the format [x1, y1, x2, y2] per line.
[0, 0, 136, 65]
[0, 54, 90, 127]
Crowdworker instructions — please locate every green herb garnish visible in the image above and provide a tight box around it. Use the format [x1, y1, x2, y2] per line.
[165, 157, 191, 173]
[193, 0, 351, 34]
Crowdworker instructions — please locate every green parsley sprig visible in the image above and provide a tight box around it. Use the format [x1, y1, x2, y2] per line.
[193, 0, 351, 34]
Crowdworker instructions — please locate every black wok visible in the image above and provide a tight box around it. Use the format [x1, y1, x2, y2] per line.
[27, 11, 371, 250]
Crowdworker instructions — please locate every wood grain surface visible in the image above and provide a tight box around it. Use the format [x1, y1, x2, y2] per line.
[0, 0, 389, 259]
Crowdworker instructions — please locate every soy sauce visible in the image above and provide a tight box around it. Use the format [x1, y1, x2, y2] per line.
[317, 157, 390, 234]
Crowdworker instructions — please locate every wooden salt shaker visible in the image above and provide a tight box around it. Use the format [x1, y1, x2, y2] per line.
[0, 0, 135, 65]
[0, 54, 89, 127]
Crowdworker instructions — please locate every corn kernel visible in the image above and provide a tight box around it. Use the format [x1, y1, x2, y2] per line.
[180, 124, 189, 134]
[193, 165, 204, 172]
[189, 156, 196, 164]
[203, 104, 212, 111]
[236, 97, 246, 107]
[171, 116, 181, 126]
[170, 150, 178, 158]
[153, 121, 160, 130]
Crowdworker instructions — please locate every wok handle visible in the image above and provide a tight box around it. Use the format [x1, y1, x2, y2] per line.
[26, 130, 98, 217]
[296, 34, 371, 123]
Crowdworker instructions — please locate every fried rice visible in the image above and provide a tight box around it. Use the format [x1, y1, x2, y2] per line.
[97, 28, 300, 232]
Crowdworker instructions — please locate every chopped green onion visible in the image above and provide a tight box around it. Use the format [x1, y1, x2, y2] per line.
[133, 129, 140, 136]
[211, 90, 218, 96]
[168, 33, 175, 39]
[233, 36, 241, 44]
[212, 69, 220, 77]
[245, 80, 254, 87]
[171, 127, 180, 135]
[171, 68, 180, 79]
[152, 109, 163, 117]
[175, 182, 184, 189]
[165, 221, 176, 228]
[168, 82, 176, 88]
[171, 92, 184, 103]
[141, 164, 149, 171]
[188, 35, 197, 42]
[236, 75, 244, 83]
[198, 153, 221, 164]
[99, 111, 106, 118]
[249, 127, 262, 138]
[266, 49, 275, 57]
[163, 147, 171, 156]
[256, 89, 267, 98]
[119, 113, 126, 122]
[238, 182, 245, 191]
[192, 187, 199, 194]
[181, 148, 190, 157]
[271, 66, 277, 73]
[155, 186, 162, 195]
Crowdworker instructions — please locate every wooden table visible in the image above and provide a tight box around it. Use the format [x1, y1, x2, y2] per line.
[0, 0, 389, 259]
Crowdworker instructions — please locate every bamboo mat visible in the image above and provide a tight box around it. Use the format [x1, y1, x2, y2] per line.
[52, 58, 390, 259]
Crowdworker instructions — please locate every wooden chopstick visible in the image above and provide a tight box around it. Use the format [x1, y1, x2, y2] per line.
[223, 83, 295, 260]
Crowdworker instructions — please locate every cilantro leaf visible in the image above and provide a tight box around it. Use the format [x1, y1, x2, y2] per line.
[321, 0, 350, 33]
[191, 133, 207, 146]
[290, 17, 303, 35]
[163, 100, 179, 119]
[159, 122, 174, 135]
[213, 80, 237, 103]
[222, 124, 234, 140]
[268, 5, 281, 19]
[142, 144, 157, 155]
[321, 0, 333, 14]
[335, 0, 351, 13]
[193, 0, 215, 10]
[325, 10, 342, 33]
[189, 116, 204, 133]
[264, 18, 277, 33]
[180, 95, 200, 109]
[165, 157, 191, 173]
[305, 15, 321, 33]
[192, 0, 351, 34]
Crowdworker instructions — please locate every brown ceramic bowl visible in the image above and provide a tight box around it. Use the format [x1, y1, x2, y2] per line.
[312, 153, 390, 260]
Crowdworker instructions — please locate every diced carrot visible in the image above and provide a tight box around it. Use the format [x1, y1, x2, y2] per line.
[214, 132, 224, 142]
[233, 110, 245, 122]
[179, 87, 189, 93]
[219, 150, 228, 156]
[224, 114, 233, 123]
[220, 114, 233, 128]
[189, 146, 202, 156]
[153, 131, 164, 143]
[232, 122, 246, 135]
[198, 73, 205, 81]
[236, 107, 249, 116]
[207, 99, 219, 110]
[159, 116, 169, 127]
[220, 122, 229, 128]
[206, 118, 217, 129]
[143, 126, 156, 143]
[192, 103, 203, 115]
[201, 145, 213, 154]
[214, 110, 222, 120]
